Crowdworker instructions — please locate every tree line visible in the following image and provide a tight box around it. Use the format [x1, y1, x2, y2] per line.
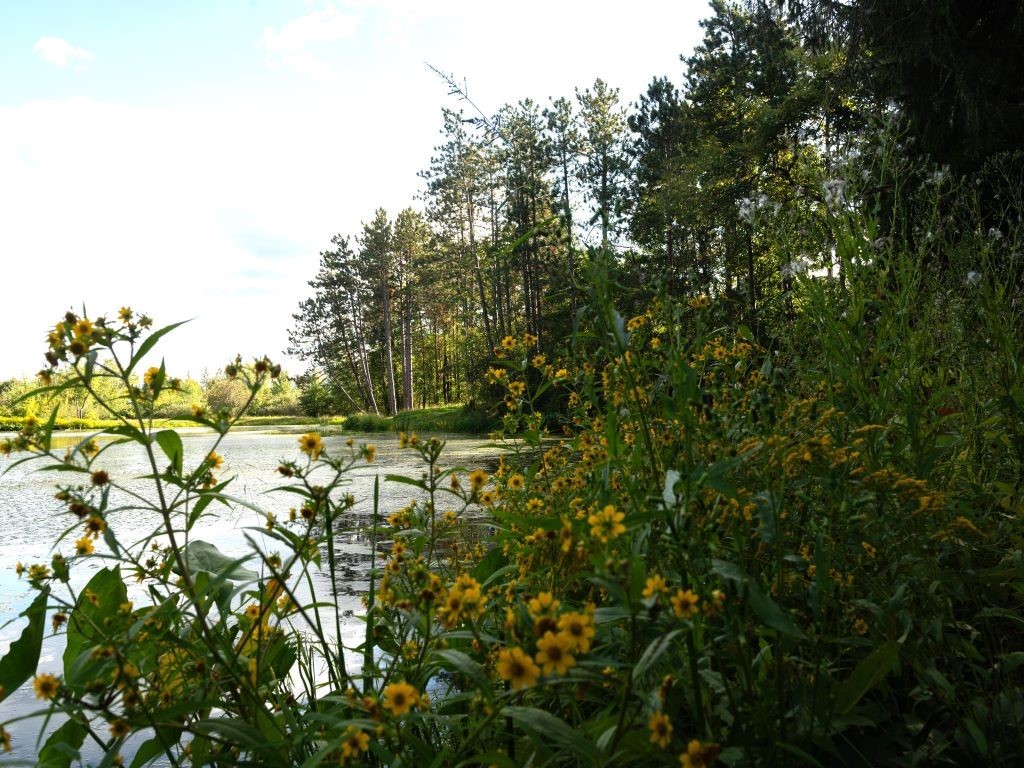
[289, 0, 1023, 416]
[0, 366, 303, 422]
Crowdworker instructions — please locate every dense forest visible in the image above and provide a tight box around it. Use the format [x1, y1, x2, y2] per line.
[286, 0, 1023, 417]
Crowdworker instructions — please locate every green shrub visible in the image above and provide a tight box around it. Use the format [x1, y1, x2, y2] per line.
[342, 411, 393, 432]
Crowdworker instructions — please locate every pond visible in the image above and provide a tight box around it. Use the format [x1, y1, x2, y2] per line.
[0, 426, 498, 764]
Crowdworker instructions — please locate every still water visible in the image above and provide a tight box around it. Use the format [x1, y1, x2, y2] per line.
[0, 426, 496, 764]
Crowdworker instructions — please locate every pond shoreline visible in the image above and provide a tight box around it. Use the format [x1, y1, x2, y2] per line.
[0, 427, 499, 763]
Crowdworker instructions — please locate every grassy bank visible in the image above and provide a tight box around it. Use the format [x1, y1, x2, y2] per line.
[344, 404, 497, 434]
[0, 406, 495, 435]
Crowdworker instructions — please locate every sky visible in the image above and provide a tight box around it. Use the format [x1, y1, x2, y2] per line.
[0, 0, 708, 381]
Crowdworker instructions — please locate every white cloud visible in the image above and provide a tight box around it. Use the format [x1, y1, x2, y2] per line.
[262, 6, 359, 77]
[33, 37, 93, 68]
[0, 96, 431, 380]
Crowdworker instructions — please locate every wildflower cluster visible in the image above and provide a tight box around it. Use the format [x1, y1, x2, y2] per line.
[3, 276, 1022, 767]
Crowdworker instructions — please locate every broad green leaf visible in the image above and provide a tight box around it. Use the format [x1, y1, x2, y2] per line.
[104, 424, 148, 442]
[501, 706, 599, 764]
[0, 588, 48, 701]
[834, 641, 899, 714]
[634, 629, 683, 678]
[38, 717, 88, 768]
[40, 405, 61, 452]
[711, 558, 747, 584]
[747, 581, 807, 640]
[129, 729, 180, 768]
[963, 718, 988, 756]
[471, 547, 508, 587]
[178, 540, 257, 581]
[192, 717, 277, 752]
[384, 474, 428, 489]
[63, 568, 127, 681]
[153, 430, 183, 475]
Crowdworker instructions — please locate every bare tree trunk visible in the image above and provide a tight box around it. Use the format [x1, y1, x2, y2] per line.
[353, 309, 379, 415]
[402, 280, 413, 410]
[745, 227, 758, 338]
[380, 272, 398, 415]
[337, 295, 370, 407]
[562, 155, 577, 317]
[468, 197, 494, 352]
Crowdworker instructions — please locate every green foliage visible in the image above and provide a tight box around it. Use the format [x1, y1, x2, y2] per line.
[341, 411, 393, 432]
[4, 228, 1021, 764]
[392, 404, 498, 434]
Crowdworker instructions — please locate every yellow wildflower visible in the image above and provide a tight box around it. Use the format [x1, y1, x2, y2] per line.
[109, 719, 131, 739]
[497, 646, 540, 690]
[649, 711, 673, 748]
[588, 504, 626, 543]
[341, 725, 370, 758]
[74, 536, 94, 556]
[298, 432, 323, 460]
[557, 611, 595, 653]
[382, 681, 419, 716]
[643, 574, 668, 601]
[468, 469, 488, 491]
[528, 592, 560, 617]
[535, 631, 575, 676]
[33, 673, 59, 700]
[671, 589, 700, 619]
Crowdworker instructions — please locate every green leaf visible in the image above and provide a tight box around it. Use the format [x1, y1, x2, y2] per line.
[153, 430, 183, 475]
[470, 547, 508, 587]
[963, 718, 988, 756]
[0, 589, 48, 702]
[384, 474, 428, 489]
[63, 568, 127, 681]
[712, 559, 806, 639]
[633, 629, 684, 679]
[40, 405, 61, 453]
[129, 730, 179, 768]
[125, 320, 189, 376]
[501, 706, 599, 764]
[178, 540, 257, 581]
[747, 581, 807, 640]
[37, 717, 88, 768]
[192, 717, 275, 750]
[777, 742, 827, 768]
[454, 751, 518, 768]
[834, 641, 899, 715]
[104, 423, 148, 442]
[610, 308, 628, 347]
[432, 649, 492, 696]
[711, 558, 747, 584]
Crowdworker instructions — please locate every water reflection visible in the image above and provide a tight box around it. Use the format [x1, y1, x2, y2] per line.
[0, 427, 497, 763]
